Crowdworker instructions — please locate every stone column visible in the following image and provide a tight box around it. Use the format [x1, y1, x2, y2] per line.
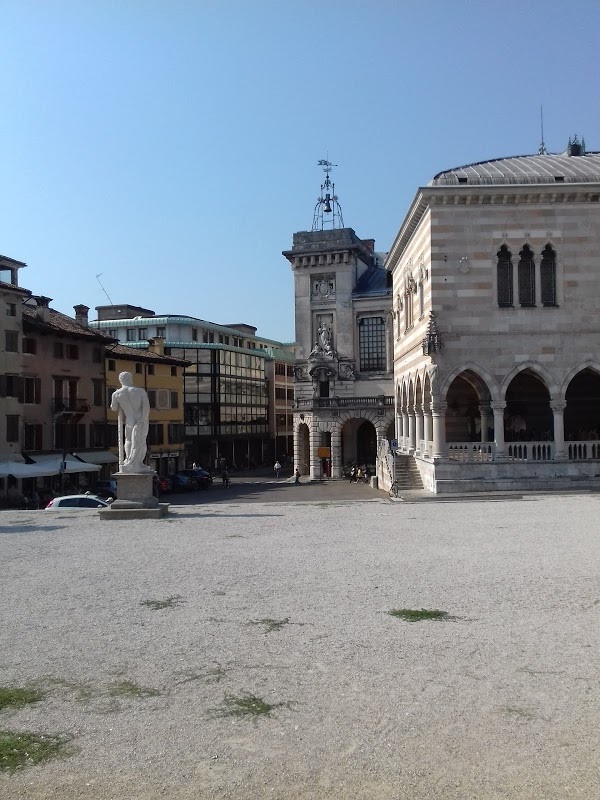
[415, 405, 424, 455]
[309, 423, 321, 480]
[331, 425, 343, 478]
[402, 408, 409, 451]
[423, 407, 432, 456]
[479, 404, 492, 443]
[551, 400, 567, 460]
[407, 405, 416, 452]
[396, 406, 403, 440]
[293, 424, 300, 472]
[491, 401, 507, 461]
[431, 401, 447, 460]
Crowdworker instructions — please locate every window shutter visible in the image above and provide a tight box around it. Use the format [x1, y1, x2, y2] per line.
[17, 376, 25, 404]
[497, 247, 513, 307]
[540, 245, 557, 306]
[0, 375, 6, 398]
[35, 377, 41, 404]
[518, 247, 536, 306]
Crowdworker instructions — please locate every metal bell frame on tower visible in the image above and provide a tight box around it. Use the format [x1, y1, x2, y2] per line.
[312, 159, 345, 231]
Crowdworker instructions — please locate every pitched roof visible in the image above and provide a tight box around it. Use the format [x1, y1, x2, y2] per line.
[22, 305, 113, 342]
[105, 342, 190, 366]
[430, 152, 600, 186]
[353, 265, 392, 297]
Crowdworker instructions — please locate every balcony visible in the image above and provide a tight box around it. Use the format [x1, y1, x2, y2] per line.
[52, 397, 91, 414]
[295, 396, 393, 410]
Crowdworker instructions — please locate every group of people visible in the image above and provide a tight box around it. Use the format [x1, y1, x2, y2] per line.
[348, 464, 371, 484]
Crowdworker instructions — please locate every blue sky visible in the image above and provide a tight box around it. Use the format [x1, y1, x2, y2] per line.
[1, 0, 599, 342]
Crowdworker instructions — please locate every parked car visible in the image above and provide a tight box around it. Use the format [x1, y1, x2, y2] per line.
[90, 479, 118, 500]
[170, 473, 200, 492]
[45, 494, 109, 510]
[177, 468, 211, 489]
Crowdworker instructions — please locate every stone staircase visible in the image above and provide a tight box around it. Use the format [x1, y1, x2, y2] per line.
[393, 454, 424, 490]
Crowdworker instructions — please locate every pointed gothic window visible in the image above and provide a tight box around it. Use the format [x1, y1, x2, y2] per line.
[540, 244, 557, 306]
[518, 245, 536, 307]
[497, 245, 513, 307]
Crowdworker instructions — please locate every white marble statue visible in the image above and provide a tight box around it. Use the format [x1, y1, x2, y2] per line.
[110, 372, 153, 473]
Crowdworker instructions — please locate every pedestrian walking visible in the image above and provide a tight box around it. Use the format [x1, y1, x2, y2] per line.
[274, 460, 281, 479]
[221, 468, 230, 488]
[294, 467, 301, 484]
[349, 465, 356, 483]
[356, 466, 363, 483]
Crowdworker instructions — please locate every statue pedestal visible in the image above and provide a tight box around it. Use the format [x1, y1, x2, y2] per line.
[99, 471, 169, 519]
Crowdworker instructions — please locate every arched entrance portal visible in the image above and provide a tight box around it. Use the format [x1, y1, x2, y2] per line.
[357, 420, 377, 467]
[504, 370, 552, 441]
[446, 375, 482, 442]
[565, 368, 600, 440]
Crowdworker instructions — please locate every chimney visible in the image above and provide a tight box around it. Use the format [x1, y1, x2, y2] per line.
[148, 336, 165, 356]
[74, 304, 89, 328]
[33, 295, 52, 321]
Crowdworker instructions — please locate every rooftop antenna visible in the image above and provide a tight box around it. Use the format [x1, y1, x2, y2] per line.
[312, 158, 344, 231]
[96, 273, 114, 306]
[538, 105, 547, 155]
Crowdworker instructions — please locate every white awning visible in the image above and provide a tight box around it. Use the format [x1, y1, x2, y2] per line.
[30, 455, 101, 474]
[77, 451, 118, 465]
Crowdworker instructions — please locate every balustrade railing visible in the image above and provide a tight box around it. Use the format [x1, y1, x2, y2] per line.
[295, 396, 394, 409]
[447, 442, 495, 462]
[506, 442, 553, 462]
[567, 441, 600, 460]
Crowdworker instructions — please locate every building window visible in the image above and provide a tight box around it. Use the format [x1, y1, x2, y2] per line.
[107, 359, 116, 371]
[518, 245, 536, 307]
[497, 245, 513, 307]
[192, 328, 198, 341]
[218, 334, 224, 344]
[22, 337, 37, 354]
[287, 388, 294, 401]
[93, 379, 104, 406]
[147, 364, 155, 375]
[126, 329, 136, 341]
[147, 390, 156, 408]
[170, 366, 177, 377]
[168, 423, 184, 444]
[54, 342, 64, 359]
[6, 303, 16, 316]
[148, 423, 164, 445]
[156, 326, 165, 337]
[5, 330, 18, 352]
[358, 317, 386, 372]
[4, 375, 19, 397]
[108, 329, 117, 337]
[203, 331, 209, 343]
[275, 387, 286, 400]
[90, 422, 105, 448]
[66, 344, 79, 359]
[540, 244, 557, 306]
[24, 423, 42, 451]
[138, 328, 147, 340]
[6, 415, 19, 443]
[170, 391, 178, 409]
[23, 377, 41, 404]
[92, 347, 103, 363]
[135, 363, 143, 374]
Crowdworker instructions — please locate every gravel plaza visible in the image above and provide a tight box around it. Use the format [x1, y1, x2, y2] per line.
[1, 484, 599, 799]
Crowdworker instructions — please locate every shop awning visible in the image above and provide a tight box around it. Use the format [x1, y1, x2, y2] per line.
[29, 455, 101, 474]
[76, 451, 118, 465]
[0, 461, 58, 478]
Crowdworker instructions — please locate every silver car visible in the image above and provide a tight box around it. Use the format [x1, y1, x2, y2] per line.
[45, 494, 110, 510]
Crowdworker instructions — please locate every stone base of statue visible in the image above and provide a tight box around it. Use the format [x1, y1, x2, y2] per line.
[98, 471, 169, 520]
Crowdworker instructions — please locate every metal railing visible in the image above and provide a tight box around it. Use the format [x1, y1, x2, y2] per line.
[52, 398, 91, 413]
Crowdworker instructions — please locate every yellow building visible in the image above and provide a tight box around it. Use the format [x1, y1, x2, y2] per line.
[105, 339, 189, 475]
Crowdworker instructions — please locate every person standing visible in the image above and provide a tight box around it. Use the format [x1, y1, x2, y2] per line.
[274, 460, 281, 479]
[294, 467, 301, 485]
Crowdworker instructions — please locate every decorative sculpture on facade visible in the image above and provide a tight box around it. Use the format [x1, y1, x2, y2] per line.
[338, 362, 356, 380]
[110, 372, 153, 473]
[309, 323, 336, 359]
[422, 312, 443, 355]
